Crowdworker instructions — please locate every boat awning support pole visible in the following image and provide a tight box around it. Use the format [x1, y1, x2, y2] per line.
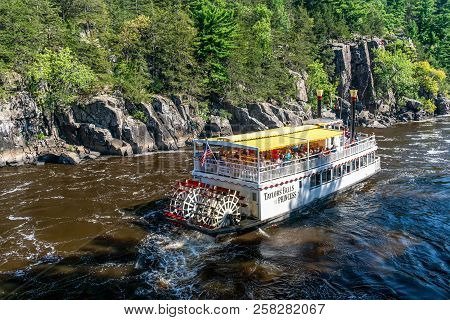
[307, 140, 310, 170]
[257, 149, 261, 184]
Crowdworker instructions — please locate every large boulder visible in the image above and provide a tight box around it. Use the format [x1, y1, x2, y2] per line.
[404, 98, 423, 112]
[203, 115, 233, 137]
[435, 95, 449, 115]
[37, 151, 81, 165]
[0, 92, 43, 150]
[398, 111, 415, 122]
[122, 116, 155, 153]
[358, 110, 375, 126]
[224, 103, 268, 134]
[76, 124, 132, 156]
[247, 102, 284, 128]
[0, 146, 35, 166]
[72, 96, 124, 139]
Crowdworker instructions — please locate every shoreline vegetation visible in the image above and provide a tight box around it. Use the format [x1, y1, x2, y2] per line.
[0, 0, 449, 167]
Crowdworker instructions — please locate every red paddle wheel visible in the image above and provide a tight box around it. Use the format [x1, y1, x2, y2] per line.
[166, 179, 245, 229]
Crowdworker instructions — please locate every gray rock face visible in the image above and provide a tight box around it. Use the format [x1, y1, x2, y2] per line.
[435, 95, 449, 115]
[358, 110, 375, 126]
[225, 103, 268, 133]
[0, 92, 43, 150]
[404, 98, 423, 112]
[76, 123, 132, 156]
[127, 95, 204, 150]
[225, 100, 308, 134]
[333, 39, 384, 112]
[122, 116, 155, 153]
[203, 115, 233, 137]
[247, 102, 284, 128]
[368, 120, 387, 129]
[398, 111, 415, 122]
[289, 70, 308, 102]
[72, 96, 124, 139]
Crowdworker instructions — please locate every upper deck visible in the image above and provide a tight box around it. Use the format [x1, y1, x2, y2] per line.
[193, 122, 377, 185]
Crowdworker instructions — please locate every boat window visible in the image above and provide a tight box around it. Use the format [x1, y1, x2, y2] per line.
[368, 152, 373, 164]
[356, 157, 360, 170]
[337, 165, 342, 178]
[327, 169, 332, 182]
[362, 155, 367, 167]
[252, 192, 257, 202]
[351, 159, 356, 171]
[346, 162, 351, 174]
[321, 171, 327, 184]
[310, 174, 316, 189]
[299, 180, 302, 189]
[333, 166, 338, 179]
[316, 172, 321, 186]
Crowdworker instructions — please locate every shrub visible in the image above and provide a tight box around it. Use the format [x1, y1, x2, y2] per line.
[131, 110, 148, 123]
[28, 48, 95, 113]
[419, 98, 437, 114]
[218, 109, 232, 120]
[414, 61, 446, 97]
[36, 132, 46, 140]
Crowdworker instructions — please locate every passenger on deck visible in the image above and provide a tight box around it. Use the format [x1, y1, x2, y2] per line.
[284, 150, 292, 162]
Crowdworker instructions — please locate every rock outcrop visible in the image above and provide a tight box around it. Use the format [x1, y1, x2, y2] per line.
[0, 92, 43, 151]
[333, 39, 384, 112]
[224, 100, 309, 134]
[203, 116, 233, 137]
[435, 95, 450, 115]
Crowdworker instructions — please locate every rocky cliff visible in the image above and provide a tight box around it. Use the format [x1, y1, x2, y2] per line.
[0, 38, 448, 167]
[331, 38, 449, 128]
[0, 93, 311, 166]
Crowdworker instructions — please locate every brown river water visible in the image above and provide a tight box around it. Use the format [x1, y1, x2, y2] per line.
[0, 117, 449, 299]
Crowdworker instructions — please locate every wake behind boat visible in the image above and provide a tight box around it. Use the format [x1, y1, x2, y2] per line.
[165, 118, 381, 236]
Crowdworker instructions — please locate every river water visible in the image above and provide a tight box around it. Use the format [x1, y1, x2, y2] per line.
[0, 117, 448, 299]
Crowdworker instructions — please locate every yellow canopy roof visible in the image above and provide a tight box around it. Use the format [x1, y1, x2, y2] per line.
[207, 125, 342, 152]
[212, 125, 317, 143]
[236, 128, 342, 151]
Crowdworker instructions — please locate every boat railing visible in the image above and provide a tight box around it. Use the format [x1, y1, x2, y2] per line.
[194, 135, 377, 183]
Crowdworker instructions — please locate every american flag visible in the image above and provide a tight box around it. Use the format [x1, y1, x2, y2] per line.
[200, 143, 214, 166]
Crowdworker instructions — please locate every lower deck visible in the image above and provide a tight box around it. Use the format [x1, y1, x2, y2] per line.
[196, 153, 381, 223]
[168, 157, 380, 236]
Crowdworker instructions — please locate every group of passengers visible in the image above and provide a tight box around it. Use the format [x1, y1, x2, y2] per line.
[204, 143, 337, 168]
[259, 144, 337, 168]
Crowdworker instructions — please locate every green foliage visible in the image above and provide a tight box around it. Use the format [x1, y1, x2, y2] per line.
[196, 101, 210, 121]
[306, 61, 337, 109]
[37, 132, 46, 140]
[0, 0, 448, 120]
[419, 98, 437, 114]
[0, 0, 62, 70]
[131, 110, 148, 123]
[414, 60, 447, 97]
[28, 48, 96, 112]
[191, 0, 237, 96]
[217, 109, 232, 120]
[373, 48, 418, 101]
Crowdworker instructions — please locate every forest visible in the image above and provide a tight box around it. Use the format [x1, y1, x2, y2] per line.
[0, 0, 448, 115]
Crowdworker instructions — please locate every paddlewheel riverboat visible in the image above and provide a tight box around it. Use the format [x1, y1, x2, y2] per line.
[165, 119, 380, 235]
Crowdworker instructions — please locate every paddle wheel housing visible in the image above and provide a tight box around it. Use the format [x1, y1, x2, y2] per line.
[165, 179, 247, 229]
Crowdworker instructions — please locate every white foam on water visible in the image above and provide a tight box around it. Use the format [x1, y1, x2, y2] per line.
[427, 149, 446, 155]
[0, 182, 32, 197]
[7, 215, 31, 221]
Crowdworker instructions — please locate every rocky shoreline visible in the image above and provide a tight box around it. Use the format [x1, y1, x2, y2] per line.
[1, 38, 448, 167]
